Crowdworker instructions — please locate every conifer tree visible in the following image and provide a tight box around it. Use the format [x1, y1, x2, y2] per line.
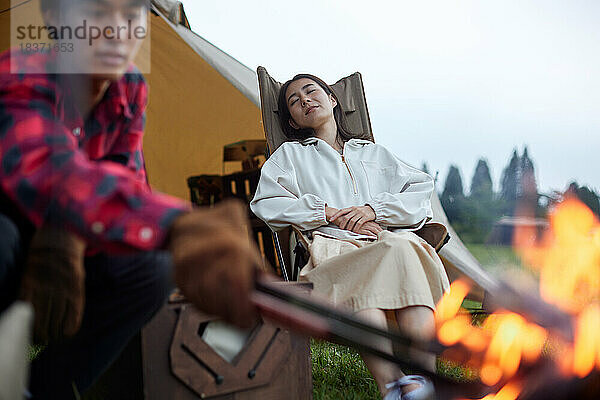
[463, 159, 500, 242]
[519, 146, 537, 198]
[442, 165, 464, 201]
[441, 165, 464, 224]
[470, 159, 493, 199]
[515, 146, 540, 217]
[567, 182, 600, 217]
[500, 149, 519, 203]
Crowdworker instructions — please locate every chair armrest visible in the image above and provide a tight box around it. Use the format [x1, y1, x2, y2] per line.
[414, 222, 450, 252]
[290, 226, 311, 281]
[291, 226, 310, 249]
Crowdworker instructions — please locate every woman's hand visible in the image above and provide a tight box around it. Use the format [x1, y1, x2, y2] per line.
[325, 205, 340, 222]
[355, 221, 383, 236]
[330, 205, 377, 232]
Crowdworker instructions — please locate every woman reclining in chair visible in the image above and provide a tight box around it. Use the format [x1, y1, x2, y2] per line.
[250, 73, 450, 400]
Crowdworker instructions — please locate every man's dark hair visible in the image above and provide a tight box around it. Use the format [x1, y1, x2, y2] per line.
[40, 0, 63, 12]
[277, 73, 369, 146]
[40, 0, 149, 13]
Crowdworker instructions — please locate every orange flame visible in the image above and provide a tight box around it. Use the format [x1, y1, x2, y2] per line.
[436, 279, 471, 325]
[458, 381, 522, 400]
[435, 282, 548, 387]
[479, 313, 546, 385]
[514, 199, 600, 313]
[573, 303, 600, 377]
[514, 198, 600, 377]
[492, 381, 521, 400]
[439, 315, 472, 346]
[437, 199, 600, 399]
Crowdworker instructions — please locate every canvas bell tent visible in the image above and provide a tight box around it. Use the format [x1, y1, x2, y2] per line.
[0, 0, 493, 300]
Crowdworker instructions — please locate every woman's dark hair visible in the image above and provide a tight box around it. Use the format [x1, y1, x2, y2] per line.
[277, 73, 368, 146]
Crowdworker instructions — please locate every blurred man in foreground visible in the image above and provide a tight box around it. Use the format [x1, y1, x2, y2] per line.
[0, 0, 261, 397]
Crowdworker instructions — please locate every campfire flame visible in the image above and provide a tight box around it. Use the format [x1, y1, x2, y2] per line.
[436, 198, 600, 399]
[516, 199, 600, 313]
[474, 381, 522, 400]
[436, 279, 541, 391]
[573, 303, 600, 378]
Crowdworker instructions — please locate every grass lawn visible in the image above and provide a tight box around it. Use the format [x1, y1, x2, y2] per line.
[465, 243, 525, 274]
[311, 339, 379, 400]
[465, 243, 538, 291]
[311, 340, 480, 400]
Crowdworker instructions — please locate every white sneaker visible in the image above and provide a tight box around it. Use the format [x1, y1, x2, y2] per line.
[383, 375, 435, 400]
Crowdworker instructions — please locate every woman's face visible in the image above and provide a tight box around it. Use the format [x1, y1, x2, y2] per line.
[285, 78, 337, 130]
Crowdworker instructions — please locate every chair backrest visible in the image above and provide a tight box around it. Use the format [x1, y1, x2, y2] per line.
[256, 67, 374, 155]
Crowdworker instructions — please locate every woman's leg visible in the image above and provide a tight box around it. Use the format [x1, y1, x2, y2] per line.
[395, 305, 436, 372]
[355, 308, 404, 395]
[356, 307, 437, 397]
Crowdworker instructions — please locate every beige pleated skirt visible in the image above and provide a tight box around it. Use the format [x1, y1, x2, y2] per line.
[299, 230, 450, 312]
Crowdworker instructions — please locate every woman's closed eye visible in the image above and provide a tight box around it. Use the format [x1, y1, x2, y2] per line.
[290, 90, 315, 107]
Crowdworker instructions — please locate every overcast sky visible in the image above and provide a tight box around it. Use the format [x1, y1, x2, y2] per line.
[180, 0, 599, 195]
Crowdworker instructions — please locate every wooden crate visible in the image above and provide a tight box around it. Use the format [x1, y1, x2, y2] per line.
[141, 292, 312, 399]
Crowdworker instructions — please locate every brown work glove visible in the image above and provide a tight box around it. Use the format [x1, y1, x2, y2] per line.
[19, 225, 86, 344]
[168, 199, 262, 328]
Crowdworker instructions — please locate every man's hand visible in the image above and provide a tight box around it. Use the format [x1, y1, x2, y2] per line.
[168, 199, 262, 328]
[329, 205, 377, 233]
[20, 225, 86, 344]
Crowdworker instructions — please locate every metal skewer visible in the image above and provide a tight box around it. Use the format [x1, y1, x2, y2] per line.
[252, 279, 488, 400]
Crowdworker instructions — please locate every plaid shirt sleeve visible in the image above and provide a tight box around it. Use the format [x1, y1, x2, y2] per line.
[103, 79, 149, 185]
[0, 69, 189, 252]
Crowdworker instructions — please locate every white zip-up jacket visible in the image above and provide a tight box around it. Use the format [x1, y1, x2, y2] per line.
[250, 138, 434, 240]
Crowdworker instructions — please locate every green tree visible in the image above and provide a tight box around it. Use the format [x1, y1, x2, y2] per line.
[442, 165, 464, 200]
[519, 147, 537, 198]
[499, 147, 542, 217]
[567, 182, 600, 217]
[441, 165, 465, 225]
[460, 159, 500, 242]
[500, 149, 520, 215]
[515, 146, 541, 217]
[470, 159, 493, 199]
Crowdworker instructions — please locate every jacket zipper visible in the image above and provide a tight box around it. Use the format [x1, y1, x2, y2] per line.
[341, 154, 358, 194]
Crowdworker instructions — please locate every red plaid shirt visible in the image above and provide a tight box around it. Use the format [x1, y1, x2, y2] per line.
[0, 49, 189, 252]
